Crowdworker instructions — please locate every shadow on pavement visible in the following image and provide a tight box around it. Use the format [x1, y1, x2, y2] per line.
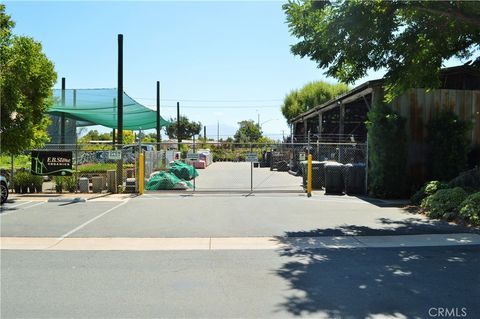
[283, 217, 480, 237]
[272, 242, 480, 318]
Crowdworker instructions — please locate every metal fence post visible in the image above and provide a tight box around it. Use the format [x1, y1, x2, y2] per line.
[250, 143, 253, 193]
[365, 138, 369, 195]
[75, 142, 79, 193]
[10, 153, 14, 192]
[139, 152, 144, 195]
[307, 153, 312, 197]
[307, 130, 311, 155]
[193, 135, 196, 192]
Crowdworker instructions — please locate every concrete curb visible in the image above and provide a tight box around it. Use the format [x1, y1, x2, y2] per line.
[1, 233, 479, 251]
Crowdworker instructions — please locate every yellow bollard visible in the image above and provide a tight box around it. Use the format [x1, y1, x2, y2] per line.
[139, 152, 145, 195]
[307, 154, 312, 197]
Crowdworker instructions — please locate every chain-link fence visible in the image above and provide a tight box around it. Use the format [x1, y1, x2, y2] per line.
[4, 140, 367, 195]
[6, 144, 140, 195]
[142, 141, 367, 194]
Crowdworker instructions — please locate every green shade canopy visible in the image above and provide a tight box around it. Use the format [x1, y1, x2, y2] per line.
[47, 88, 170, 130]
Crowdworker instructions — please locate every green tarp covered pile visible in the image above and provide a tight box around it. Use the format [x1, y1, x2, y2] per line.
[168, 161, 199, 180]
[146, 171, 193, 190]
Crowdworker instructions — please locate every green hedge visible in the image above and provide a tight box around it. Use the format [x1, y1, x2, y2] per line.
[421, 187, 468, 220]
[448, 167, 480, 193]
[366, 103, 407, 198]
[410, 180, 449, 205]
[459, 192, 480, 226]
[427, 111, 471, 181]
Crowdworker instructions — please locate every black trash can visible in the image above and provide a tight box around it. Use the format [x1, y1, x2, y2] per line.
[301, 160, 326, 189]
[325, 162, 345, 194]
[344, 163, 366, 195]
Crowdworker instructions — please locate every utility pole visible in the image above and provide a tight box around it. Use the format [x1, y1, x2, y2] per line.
[116, 34, 124, 190]
[204, 126, 207, 142]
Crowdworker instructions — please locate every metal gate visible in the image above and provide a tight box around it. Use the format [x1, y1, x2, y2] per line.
[143, 141, 368, 194]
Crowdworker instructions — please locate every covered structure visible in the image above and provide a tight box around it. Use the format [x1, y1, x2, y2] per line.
[46, 88, 170, 144]
[290, 65, 480, 187]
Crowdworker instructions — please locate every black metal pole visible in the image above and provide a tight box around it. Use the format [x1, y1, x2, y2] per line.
[156, 81, 161, 150]
[60, 77, 66, 146]
[112, 98, 116, 149]
[204, 126, 206, 142]
[177, 101, 181, 150]
[116, 34, 124, 190]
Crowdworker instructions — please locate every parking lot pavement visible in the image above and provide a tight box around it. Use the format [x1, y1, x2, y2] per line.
[0, 200, 124, 238]
[1, 194, 475, 239]
[193, 162, 303, 191]
[2, 246, 479, 318]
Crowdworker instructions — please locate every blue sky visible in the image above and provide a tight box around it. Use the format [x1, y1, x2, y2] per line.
[6, 1, 387, 139]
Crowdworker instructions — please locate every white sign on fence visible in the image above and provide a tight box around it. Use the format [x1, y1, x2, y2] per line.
[299, 152, 306, 161]
[108, 150, 122, 160]
[186, 153, 199, 160]
[245, 152, 258, 162]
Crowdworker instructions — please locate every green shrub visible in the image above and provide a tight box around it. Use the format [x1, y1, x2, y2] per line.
[63, 176, 77, 192]
[421, 187, 468, 220]
[411, 180, 449, 205]
[13, 171, 30, 187]
[427, 111, 471, 181]
[53, 176, 64, 187]
[459, 192, 480, 226]
[448, 167, 480, 193]
[366, 103, 407, 198]
[12, 171, 43, 193]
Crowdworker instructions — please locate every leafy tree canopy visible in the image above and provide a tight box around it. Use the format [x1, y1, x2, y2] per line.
[283, 0, 480, 100]
[166, 116, 202, 141]
[282, 81, 349, 123]
[78, 130, 111, 143]
[0, 4, 57, 154]
[77, 129, 135, 145]
[234, 120, 262, 143]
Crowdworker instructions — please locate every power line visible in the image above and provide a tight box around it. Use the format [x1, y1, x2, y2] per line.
[145, 105, 280, 109]
[133, 97, 283, 102]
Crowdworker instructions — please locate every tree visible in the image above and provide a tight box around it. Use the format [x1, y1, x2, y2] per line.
[166, 116, 202, 140]
[283, 1, 480, 100]
[78, 130, 111, 144]
[234, 120, 262, 143]
[281, 81, 349, 123]
[0, 4, 57, 154]
[141, 132, 158, 143]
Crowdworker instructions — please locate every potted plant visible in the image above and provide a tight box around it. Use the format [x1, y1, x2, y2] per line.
[13, 171, 29, 194]
[53, 176, 64, 193]
[32, 175, 43, 193]
[64, 176, 77, 192]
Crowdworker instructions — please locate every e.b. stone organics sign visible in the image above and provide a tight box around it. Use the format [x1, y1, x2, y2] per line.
[31, 151, 73, 176]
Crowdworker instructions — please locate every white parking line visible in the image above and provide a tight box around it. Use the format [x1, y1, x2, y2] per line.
[22, 202, 46, 210]
[2, 201, 32, 209]
[57, 199, 130, 240]
[0, 201, 40, 216]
